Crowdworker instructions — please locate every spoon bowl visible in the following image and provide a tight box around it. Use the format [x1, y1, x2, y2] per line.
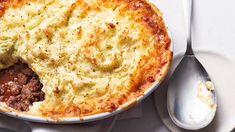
[167, 55, 216, 130]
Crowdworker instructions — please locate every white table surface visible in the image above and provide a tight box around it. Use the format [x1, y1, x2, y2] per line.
[112, 0, 235, 131]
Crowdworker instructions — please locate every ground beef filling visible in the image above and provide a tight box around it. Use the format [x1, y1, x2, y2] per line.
[0, 62, 44, 111]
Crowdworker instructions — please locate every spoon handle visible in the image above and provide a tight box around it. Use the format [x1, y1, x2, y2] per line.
[183, 0, 194, 55]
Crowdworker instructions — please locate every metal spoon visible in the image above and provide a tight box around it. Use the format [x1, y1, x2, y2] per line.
[167, 0, 217, 130]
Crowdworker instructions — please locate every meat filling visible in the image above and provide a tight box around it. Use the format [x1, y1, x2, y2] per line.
[0, 62, 44, 111]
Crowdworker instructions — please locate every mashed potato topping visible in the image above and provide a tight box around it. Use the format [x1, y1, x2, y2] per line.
[0, 0, 172, 118]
